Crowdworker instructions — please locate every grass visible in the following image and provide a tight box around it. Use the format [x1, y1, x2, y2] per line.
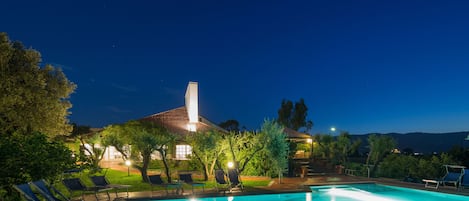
[53, 169, 271, 198]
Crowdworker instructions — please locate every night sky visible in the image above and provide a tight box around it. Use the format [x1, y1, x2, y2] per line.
[3, 0, 469, 134]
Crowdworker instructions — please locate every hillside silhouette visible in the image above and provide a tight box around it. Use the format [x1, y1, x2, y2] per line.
[350, 132, 469, 155]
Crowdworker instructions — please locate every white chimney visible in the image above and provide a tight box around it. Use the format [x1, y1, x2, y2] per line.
[185, 82, 198, 131]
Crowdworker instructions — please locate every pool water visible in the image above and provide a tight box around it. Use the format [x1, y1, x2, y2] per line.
[310, 183, 468, 201]
[153, 183, 468, 201]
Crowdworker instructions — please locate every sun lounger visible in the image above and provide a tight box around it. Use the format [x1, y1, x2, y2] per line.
[62, 178, 112, 200]
[423, 165, 465, 189]
[13, 183, 41, 201]
[214, 169, 230, 193]
[441, 165, 465, 188]
[30, 179, 69, 201]
[179, 173, 205, 194]
[227, 168, 244, 192]
[148, 174, 183, 196]
[90, 175, 130, 198]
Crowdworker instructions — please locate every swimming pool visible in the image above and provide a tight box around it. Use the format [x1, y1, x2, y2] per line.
[150, 183, 468, 201]
[310, 183, 468, 201]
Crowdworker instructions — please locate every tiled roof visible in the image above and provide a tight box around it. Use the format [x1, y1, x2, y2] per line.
[283, 127, 312, 139]
[141, 106, 226, 138]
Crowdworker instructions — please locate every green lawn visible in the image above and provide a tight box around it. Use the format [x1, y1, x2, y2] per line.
[54, 169, 271, 198]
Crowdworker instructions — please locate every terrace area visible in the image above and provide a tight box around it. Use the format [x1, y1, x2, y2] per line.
[81, 173, 469, 200]
[80, 161, 469, 200]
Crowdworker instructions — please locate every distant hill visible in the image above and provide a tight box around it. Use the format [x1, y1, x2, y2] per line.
[349, 132, 469, 155]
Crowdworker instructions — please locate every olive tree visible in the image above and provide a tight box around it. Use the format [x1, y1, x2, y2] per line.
[225, 120, 289, 176]
[0, 32, 76, 136]
[335, 132, 361, 164]
[186, 130, 226, 181]
[102, 121, 175, 182]
[78, 133, 107, 173]
[366, 134, 396, 176]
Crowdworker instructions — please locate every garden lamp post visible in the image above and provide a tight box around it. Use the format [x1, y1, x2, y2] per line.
[125, 160, 131, 176]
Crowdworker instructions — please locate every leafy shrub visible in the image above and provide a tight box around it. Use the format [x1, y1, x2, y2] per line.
[0, 132, 75, 199]
[379, 153, 457, 180]
[378, 154, 418, 179]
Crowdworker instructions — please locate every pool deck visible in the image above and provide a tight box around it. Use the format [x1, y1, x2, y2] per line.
[82, 173, 469, 200]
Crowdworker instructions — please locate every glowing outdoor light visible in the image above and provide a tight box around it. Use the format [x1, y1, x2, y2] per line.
[330, 127, 336, 132]
[306, 138, 313, 144]
[227, 161, 234, 169]
[187, 123, 197, 132]
[125, 160, 131, 176]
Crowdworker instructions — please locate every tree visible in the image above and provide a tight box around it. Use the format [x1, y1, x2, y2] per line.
[277, 98, 313, 132]
[218, 120, 240, 132]
[366, 134, 396, 176]
[224, 120, 289, 176]
[378, 154, 418, 179]
[101, 121, 175, 182]
[277, 100, 293, 129]
[313, 134, 335, 159]
[224, 130, 264, 174]
[0, 32, 76, 136]
[262, 120, 289, 178]
[0, 132, 75, 199]
[186, 130, 226, 181]
[68, 123, 106, 172]
[78, 133, 107, 173]
[335, 132, 361, 164]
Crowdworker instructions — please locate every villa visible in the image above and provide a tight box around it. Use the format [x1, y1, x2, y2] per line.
[100, 81, 313, 165]
[101, 81, 226, 162]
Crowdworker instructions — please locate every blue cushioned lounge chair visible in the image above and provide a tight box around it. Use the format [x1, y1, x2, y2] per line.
[148, 174, 182, 196]
[30, 179, 69, 201]
[441, 165, 465, 188]
[90, 175, 130, 198]
[214, 169, 229, 193]
[227, 168, 244, 192]
[179, 173, 205, 194]
[62, 178, 111, 200]
[13, 183, 41, 201]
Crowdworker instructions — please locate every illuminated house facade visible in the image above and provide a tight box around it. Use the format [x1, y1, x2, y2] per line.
[100, 81, 311, 162]
[101, 81, 226, 161]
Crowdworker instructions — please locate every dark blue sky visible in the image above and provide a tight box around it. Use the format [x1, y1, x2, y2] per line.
[3, 0, 469, 134]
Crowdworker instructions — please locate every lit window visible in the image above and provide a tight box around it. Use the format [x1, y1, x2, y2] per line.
[175, 145, 192, 160]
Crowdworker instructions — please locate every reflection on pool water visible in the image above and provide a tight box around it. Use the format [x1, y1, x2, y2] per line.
[311, 183, 468, 201]
[152, 183, 468, 201]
